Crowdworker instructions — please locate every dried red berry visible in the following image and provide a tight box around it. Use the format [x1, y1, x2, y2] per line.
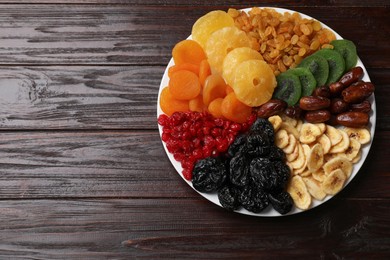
[158, 111, 251, 179]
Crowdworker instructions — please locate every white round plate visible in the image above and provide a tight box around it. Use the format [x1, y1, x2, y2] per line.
[157, 7, 376, 216]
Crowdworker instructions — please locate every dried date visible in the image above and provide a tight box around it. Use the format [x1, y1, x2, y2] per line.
[313, 85, 331, 98]
[350, 100, 371, 113]
[329, 82, 346, 96]
[336, 111, 369, 128]
[339, 66, 364, 86]
[304, 109, 331, 123]
[284, 105, 303, 119]
[330, 98, 349, 114]
[256, 99, 287, 118]
[342, 81, 375, 103]
[299, 96, 331, 111]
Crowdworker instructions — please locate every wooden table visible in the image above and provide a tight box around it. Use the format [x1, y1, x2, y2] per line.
[0, 1, 389, 258]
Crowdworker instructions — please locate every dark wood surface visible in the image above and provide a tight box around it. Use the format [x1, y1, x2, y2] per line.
[0, 1, 389, 259]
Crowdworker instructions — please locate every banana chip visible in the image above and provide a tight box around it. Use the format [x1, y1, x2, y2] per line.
[286, 144, 299, 162]
[290, 143, 306, 169]
[275, 114, 370, 210]
[323, 157, 353, 177]
[283, 134, 297, 154]
[340, 139, 361, 161]
[268, 115, 282, 132]
[321, 169, 347, 195]
[287, 176, 311, 210]
[343, 127, 371, 145]
[307, 143, 324, 173]
[275, 129, 289, 149]
[317, 134, 331, 154]
[303, 176, 327, 201]
[329, 129, 350, 154]
[325, 125, 342, 146]
[299, 123, 322, 144]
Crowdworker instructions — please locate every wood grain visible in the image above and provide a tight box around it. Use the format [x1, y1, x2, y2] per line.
[0, 0, 388, 6]
[0, 130, 388, 199]
[0, 198, 388, 259]
[0, 2, 388, 258]
[0, 66, 163, 130]
[0, 67, 388, 130]
[0, 5, 388, 68]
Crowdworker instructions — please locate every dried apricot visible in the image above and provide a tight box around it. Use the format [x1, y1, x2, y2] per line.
[199, 59, 211, 87]
[225, 85, 234, 95]
[221, 92, 252, 123]
[172, 39, 207, 66]
[159, 87, 189, 116]
[189, 95, 207, 112]
[208, 98, 224, 119]
[202, 74, 228, 106]
[169, 70, 201, 100]
[168, 63, 200, 78]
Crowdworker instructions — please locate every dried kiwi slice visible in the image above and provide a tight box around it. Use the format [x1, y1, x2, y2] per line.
[314, 48, 345, 85]
[287, 67, 316, 97]
[273, 71, 302, 106]
[331, 39, 358, 71]
[298, 54, 329, 87]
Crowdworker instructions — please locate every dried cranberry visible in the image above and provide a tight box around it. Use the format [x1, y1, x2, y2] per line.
[230, 123, 242, 132]
[211, 127, 222, 138]
[158, 111, 249, 179]
[157, 114, 169, 126]
[161, 133, 170, 142]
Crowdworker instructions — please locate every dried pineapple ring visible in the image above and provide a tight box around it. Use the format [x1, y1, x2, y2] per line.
[205, 27, 250, 75]
[191, 10, 235, 49]
[222, 47, 264, 87]
[233, 59, 277, 107]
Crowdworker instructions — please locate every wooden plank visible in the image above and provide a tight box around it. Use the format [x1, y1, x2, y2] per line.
[0, 198, 389, 258]
[0, 5, 388, 67]
[0, 130, 388, 199]
[0, 130, 189, 199]
[0, 1, 388, 6]
[0, 66, 163, 130]
[0, 66, 388, 130]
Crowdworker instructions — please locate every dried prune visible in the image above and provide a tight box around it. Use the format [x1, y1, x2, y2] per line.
[229, 155, 250, 187]
[217, 185, 240, 211]
[250, 158, 290, 192]
[268, 145, 286, 162]
[227, 134, 247, 158]
[192, 157, 227, 192]
[246, 132, 270, 157]
[250, 118, 275, 142]
[271, 161, 291, 191]
[249, 157, 273, 189]
[268, 191, 293, 215]
[238, 185, 269, 213]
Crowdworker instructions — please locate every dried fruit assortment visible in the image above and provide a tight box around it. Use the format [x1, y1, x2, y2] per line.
[158, 7, 375, 215]
[158, 111, 255, 180]
[192, 119, 293, 214]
